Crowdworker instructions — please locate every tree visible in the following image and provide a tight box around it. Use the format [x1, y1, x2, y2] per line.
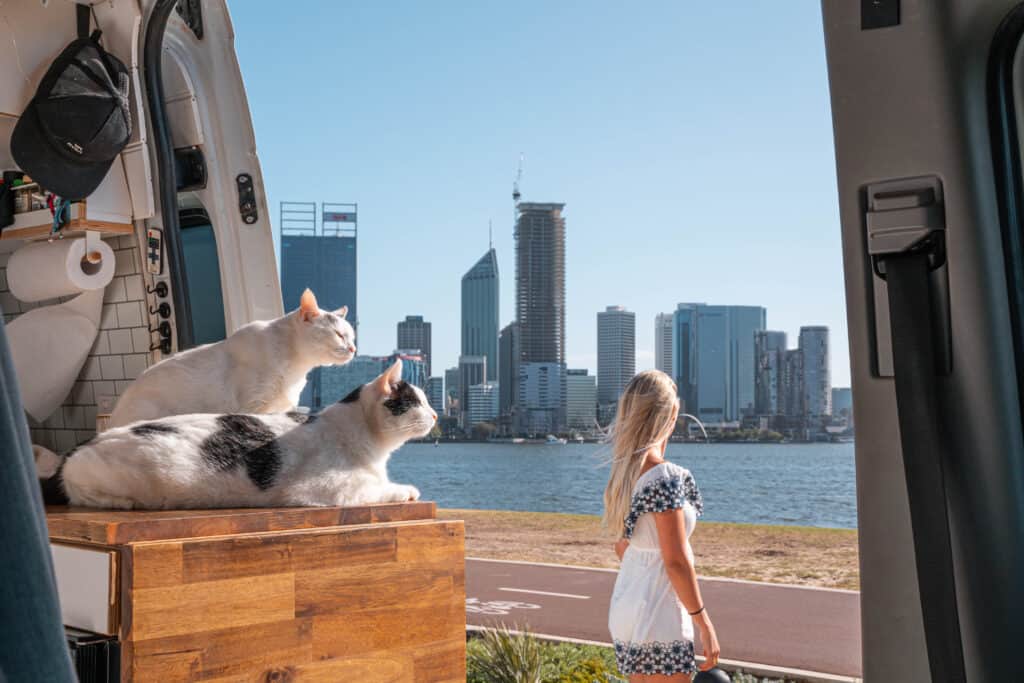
[471, 422, 497, 441]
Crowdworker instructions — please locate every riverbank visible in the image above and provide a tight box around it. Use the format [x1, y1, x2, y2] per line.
[440, 508, 860, 590]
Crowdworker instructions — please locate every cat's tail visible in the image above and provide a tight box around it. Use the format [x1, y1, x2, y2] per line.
[34, 445, 70, 506]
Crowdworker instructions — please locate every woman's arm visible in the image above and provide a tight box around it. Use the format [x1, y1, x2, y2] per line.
[614, 537, 629, 560]
[653, 508, 721, 671]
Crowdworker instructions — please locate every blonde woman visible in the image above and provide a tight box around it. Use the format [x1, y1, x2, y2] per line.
[605, 370, 721, 681]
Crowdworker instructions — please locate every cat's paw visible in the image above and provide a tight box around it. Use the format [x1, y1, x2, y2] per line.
[403, 485, 420, 501]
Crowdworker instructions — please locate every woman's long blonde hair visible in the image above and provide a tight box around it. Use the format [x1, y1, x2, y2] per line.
[602, 370, 680, 538]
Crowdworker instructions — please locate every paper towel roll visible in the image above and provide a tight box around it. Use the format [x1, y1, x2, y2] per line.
[7, 288, 104, 423]
[7, 237, 116, 303]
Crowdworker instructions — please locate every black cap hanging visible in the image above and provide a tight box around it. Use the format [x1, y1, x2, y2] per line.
[10, 4, 132, 201]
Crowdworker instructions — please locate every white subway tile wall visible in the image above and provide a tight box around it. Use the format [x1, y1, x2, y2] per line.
[0, 234, 154, 449]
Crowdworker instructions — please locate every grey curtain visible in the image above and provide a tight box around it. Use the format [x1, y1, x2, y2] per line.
[0, 313, 75, 681]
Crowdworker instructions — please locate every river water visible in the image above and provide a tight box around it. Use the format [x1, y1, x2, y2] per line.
[390, 442, 857, 529]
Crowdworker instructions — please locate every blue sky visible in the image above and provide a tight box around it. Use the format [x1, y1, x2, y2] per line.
[232, 1, 849, 386]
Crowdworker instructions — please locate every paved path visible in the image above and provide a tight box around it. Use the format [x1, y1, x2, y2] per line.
[466, 558, 862, 679]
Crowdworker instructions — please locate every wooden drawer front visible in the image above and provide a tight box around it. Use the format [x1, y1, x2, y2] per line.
[125, 520, 466, 682]
[50, 543, 118, 636]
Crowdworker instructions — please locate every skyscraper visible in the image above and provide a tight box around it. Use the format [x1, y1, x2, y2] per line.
[832, 387, 853, 427]
[397, 315, 432, 376]
[426, 376, 445, 415]
[672, 303, 703, 415]
[566, 368, 597, 431]
[458, 355, 487, 428]
[279, 202, 357, 408]
[515, 202, 567, 433]
[317, 350, 426, 405]
[783, 349, 805, 417]
[461, 249, 499, 382]
[466, 383, 500, 427]
[799, 326, 831, 416]
[518, 362, 565, 435]
[693, 305, 766, 423]
[755, 330, 788, 415]
[516, 203, 566, 361]
[444, 367, 460, 416]
[498, 322, 520, 419]
[655, 313, 674, 377]
[597, 306, 636, 405]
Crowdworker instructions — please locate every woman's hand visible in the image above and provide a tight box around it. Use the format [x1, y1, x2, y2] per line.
[614, 538, 629, 560]
[693, 609, 721, 671]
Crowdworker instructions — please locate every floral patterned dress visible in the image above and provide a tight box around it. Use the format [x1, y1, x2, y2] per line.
[608, 461, 704, 676]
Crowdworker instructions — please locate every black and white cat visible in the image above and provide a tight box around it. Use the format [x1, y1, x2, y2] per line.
[107, 288, 355, 428]
[40, 360, 435, 509]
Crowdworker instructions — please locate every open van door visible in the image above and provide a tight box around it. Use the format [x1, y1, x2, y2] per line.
[822, 1, 1024, 680]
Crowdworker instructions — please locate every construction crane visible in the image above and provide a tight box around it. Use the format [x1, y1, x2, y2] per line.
[512, 153, 523, 205]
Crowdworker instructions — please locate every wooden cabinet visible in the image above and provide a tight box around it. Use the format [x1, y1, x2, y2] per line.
[47, 504, 466, 682]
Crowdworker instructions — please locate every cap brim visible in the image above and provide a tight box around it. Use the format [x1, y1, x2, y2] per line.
[11, 101, 114, 201]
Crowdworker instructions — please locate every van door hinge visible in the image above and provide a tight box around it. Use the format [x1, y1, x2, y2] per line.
[864, 176, 952, 376]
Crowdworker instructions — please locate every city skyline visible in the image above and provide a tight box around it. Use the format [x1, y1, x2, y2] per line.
[234, 3, 848, 386]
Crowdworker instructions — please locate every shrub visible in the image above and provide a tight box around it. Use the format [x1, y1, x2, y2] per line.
[467, 629, 799, 683]
[467, 628, 544, 683]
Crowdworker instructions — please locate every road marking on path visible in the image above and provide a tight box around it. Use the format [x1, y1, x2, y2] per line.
[469, 557, 860, 594]
[499, 587, 591, 600]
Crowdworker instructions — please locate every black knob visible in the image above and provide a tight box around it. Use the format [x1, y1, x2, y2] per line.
[147, 281, 169, 298]
[149, 302, 171, 318]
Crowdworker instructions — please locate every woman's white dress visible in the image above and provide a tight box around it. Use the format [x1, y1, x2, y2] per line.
[608, 461, 704, 676]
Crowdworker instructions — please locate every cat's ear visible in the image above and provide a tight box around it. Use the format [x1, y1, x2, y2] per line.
[334, 305, 348, 319]
[374, 359, 404, 394]
[299, 288, 320, 322]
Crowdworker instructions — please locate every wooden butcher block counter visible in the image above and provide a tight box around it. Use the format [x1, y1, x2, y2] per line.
[46, 503, 466, 682]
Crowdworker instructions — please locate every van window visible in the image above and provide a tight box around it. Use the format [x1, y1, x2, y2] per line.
[179, 208, 227, 345]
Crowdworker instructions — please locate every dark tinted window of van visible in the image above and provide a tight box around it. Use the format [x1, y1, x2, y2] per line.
[180, 208, 227, 345]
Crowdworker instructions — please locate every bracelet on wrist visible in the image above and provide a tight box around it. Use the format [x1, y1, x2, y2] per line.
[688, 606, 705, 616]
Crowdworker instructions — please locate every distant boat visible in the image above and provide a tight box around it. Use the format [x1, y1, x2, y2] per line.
[545, 434, 568, 445]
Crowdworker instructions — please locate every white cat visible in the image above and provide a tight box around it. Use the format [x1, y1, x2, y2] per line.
[40, 360, 434, 509]
[108, 288, 354, 428]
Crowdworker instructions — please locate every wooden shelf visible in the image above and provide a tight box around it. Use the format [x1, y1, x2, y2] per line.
[46, 501, 438, 544]
[1, 200, 133, 242]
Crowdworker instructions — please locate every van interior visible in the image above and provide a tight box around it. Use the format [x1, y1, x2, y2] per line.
[0, 1, 1020, 681]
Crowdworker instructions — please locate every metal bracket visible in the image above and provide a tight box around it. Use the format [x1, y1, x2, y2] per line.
[864, 176, 951, 376]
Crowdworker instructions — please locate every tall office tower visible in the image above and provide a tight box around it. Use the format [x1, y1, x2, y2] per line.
[755, 330, 788, 415]
[832, 387, 853, 418]
[799, 326, 831, 416]
[397, 315, 432, 376]
[516, 203, 565, 363]
[466, 383, 500, 427]
[444, 367, 460, 416]
[566, 368, 597, 431]
[694, 305, 766, 423]
[462, 248, 499, 381]
[457, 355, 487, 428]
[280, 202, 358, 408]
[318, 350, 426, 405]
[498, 322, 520, 418]
[518, 362, 565, 435]
[515, 202, 567, 433]
[597, 306, 636, 405]
[783, 349, 806, 417]
[655, 313, 674, 377]
[426, 376, 445, 415]
[672, 303, 704, 415]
